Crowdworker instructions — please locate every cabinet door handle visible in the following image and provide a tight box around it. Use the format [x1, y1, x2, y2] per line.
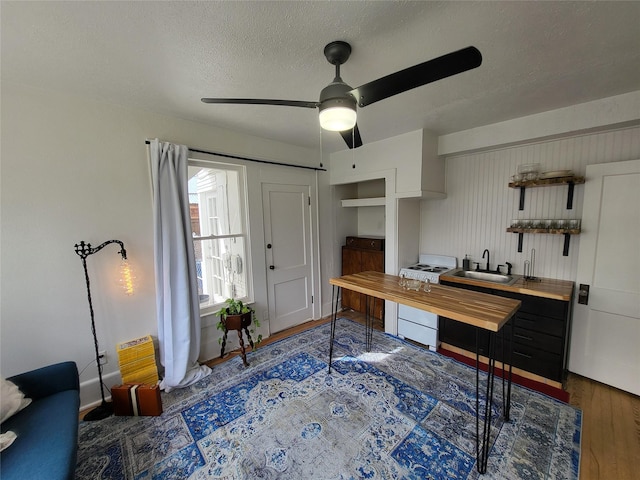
[514, 333, 533, 341]
[513, 351, 533, 359]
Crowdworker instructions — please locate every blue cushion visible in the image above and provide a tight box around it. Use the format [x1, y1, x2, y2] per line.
[8, 361, 79, 401]
[1, 390, 80, 480]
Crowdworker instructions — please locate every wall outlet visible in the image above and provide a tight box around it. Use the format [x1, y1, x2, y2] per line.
[98, 350, 108, 365]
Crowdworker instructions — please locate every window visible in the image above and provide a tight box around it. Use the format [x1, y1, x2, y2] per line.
[188, 160, 251, 313]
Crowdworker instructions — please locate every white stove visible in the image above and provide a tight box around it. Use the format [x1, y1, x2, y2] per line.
[397, 254, 457, 351]
[398, 254, 457, 282]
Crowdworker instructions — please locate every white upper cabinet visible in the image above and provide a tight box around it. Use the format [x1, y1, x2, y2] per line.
[329, 129, 445, 199]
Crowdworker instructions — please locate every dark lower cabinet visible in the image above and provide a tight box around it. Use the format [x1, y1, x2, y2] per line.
[438, 279, 573, 383]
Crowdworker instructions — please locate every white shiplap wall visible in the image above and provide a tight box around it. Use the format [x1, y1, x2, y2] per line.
[420, 126, 640, 280]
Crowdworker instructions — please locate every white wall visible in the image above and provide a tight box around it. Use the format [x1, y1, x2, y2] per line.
[356, 180, 386, 237]
[421, 126, 640, 279]
[0, 83, 326, 409]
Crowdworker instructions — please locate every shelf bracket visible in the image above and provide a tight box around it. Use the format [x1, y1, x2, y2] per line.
[516, 232, 523, 253]
[518, 187, 526, 211]
[566, 182, 575, 210]
[563, 233, 571, 256]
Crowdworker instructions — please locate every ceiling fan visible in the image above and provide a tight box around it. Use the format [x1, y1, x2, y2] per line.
[202, 41, 482, 149]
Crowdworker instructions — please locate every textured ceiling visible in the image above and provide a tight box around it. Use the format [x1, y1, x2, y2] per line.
[2, 1, 639, 153]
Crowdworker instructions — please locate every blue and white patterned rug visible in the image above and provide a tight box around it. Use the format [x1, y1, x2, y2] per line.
[76, 318, 581, 479]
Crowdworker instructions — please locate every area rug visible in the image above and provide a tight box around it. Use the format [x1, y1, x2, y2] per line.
[75, 318, 581, 479]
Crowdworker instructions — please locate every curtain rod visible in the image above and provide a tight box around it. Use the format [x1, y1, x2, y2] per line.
[145, 140, 326, 171]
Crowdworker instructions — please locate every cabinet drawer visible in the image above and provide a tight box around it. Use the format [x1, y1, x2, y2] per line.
[398, 319, 438, 351]
[510, 344, 562, 381]
[399, 304, 438, 329]
[515, 311, 565, 337]
[498, 290, 568, 320]
[512, 326, 563, 355]
[346, 236, 385, 251]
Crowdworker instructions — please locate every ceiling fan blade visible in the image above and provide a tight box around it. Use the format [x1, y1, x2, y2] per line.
[339, 124, 363, 149]
[201, 98, 319, 109]
[349, 46, 482, 108]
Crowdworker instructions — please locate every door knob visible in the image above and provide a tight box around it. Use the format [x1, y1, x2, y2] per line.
[578, 284, 589, 305]
[269, 265, 275, 270]
[267, 244, 272, 249]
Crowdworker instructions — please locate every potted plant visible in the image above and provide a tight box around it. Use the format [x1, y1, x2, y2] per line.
[215, 298, 262, 365]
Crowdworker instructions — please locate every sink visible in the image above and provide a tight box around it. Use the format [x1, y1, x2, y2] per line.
[451, 269, 519, 285]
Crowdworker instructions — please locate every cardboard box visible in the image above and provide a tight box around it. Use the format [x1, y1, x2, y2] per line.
[112, 383, 162, 416]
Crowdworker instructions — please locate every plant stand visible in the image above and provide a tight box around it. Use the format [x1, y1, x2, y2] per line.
[220, 312, 255, 367]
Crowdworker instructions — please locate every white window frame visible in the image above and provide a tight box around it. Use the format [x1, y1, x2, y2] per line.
[188, 158, 253, 315]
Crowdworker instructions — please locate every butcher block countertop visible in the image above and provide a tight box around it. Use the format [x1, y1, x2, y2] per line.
[440, 269, 574, 301]
[330, 271, 520, 332]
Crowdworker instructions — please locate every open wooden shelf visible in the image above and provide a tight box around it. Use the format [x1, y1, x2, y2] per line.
[506, 227, 581, 235]
[509, 175, 585, 210]
[508, 175, 585, 189]
[507, 227, 580, 256]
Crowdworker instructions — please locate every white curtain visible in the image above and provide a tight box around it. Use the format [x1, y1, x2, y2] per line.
[149, 139, 211, 392]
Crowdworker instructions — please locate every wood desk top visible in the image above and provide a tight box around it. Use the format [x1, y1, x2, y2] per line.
[330, 271, 521, 332]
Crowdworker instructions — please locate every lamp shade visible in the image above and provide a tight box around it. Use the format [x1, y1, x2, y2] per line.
[318, 97, 357, 132]
[119, 259, 136, 296]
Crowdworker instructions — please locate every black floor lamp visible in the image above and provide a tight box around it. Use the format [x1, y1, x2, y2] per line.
[74, 239, 134, 421]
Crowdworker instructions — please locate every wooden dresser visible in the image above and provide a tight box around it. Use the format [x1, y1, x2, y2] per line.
[341, 236, 385, 319]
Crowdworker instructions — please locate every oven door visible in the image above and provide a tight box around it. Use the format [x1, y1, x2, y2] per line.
[397, 304, 439, 351]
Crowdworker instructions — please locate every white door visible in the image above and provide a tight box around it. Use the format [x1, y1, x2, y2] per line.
[569, 159, 640, 395]
[263, 183, 314, 333]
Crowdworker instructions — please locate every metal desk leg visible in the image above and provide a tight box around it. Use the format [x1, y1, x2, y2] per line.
[475, 325, 514, 474]
[365, 295, 373, 351]
[328, 285, 340, 373]
[476, 330, 497, 474]
[502, 324, 514, 421]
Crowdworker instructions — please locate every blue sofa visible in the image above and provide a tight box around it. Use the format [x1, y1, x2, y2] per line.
[1, 362, 80, 480]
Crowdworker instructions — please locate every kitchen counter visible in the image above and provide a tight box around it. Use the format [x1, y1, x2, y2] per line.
[440, 269, 574, 301]
[330, 271, 520, 332]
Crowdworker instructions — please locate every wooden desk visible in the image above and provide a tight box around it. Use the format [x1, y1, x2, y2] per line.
[328, 271, 521, 474]
[330, 271, 520, 331]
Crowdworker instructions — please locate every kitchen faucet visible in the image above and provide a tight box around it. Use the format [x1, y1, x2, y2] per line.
[482, 249, 490, 272]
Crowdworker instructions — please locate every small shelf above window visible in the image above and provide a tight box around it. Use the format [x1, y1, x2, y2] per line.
[509, 176, 585, 210]
[341, 197, 386, 208]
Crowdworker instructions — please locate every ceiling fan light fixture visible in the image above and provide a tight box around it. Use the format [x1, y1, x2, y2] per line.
[318, 99, 357, 132]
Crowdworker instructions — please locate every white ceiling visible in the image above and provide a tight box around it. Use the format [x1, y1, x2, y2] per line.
[2, 1, 639, 153]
